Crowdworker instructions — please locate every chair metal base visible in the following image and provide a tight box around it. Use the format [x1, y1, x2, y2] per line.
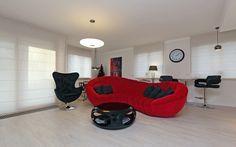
[197, 104, 214, 109]
[65, 105, 75, 110]
[195, 88, 212, 109]
[60, 104, 76, 110]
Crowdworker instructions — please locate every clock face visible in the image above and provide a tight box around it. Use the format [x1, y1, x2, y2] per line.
[169, 49, 185, 63]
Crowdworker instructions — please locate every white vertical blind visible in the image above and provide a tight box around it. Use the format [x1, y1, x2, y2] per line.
[191, 31, 236, 78]
[0, 35, 56, 115]
[67, 46, 92, 78]
[0, 35, 17, 114]
[68, 55, 92, 78]
[0, 16, 67, 115]
[18, 45, 56, 108]
[133, 43, 163, 78]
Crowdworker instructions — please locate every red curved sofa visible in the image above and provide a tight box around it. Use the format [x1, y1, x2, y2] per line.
[86, 76, 188, 117]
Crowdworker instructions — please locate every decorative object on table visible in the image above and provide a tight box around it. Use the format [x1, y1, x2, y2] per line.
[110, 57, 122, 77]
[194, 75, 221, 108]
[159, 75, 178, 82]
[52, 72, 83, 110]
[214, 27, 222, 50]
[86, 76, 188, 117]
[149, 65, 158, 83]
[79, 19, 104, 70]
[97, 64, 105, 77]
[169, 48, 185, 63]
[91, 102, 136, 130]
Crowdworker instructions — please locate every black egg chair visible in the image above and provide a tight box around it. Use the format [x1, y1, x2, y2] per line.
[52, 72, 83, 110]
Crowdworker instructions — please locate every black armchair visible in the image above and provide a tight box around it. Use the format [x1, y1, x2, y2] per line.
[159, 75, 178, 82]
[52, 72, 83, 110]
[194, 75, 221, 108]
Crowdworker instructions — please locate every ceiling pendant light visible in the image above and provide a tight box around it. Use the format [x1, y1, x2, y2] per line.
[80, 19, 104, 70]
[80, 19, 104, 49]
[214, 27, 222, 51]
[80, 38, 104, 48]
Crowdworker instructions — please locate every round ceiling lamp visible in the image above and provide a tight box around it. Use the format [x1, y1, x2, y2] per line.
[80, 19, 104, 70]
[80, 38, 104, 48]
[80, 19, 104, 49]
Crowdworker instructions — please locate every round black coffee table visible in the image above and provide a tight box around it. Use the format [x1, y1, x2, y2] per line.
[91, 102, 136, 130]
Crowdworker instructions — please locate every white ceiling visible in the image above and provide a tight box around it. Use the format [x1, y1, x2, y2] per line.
[0, 0, 230, 51]
[221, 0, 236, 32]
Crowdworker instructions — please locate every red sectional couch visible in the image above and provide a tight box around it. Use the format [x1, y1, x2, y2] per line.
[86, 76, 188, 117]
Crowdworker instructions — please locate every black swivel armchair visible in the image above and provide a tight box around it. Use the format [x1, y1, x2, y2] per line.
[52, 72, 83, 110]
[194, 75, 221, 108]
[159, 75, 178, 82]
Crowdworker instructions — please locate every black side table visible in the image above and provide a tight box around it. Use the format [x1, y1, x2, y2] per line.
[91, 102, 136, 130]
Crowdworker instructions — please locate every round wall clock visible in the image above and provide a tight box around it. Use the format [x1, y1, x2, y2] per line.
[169, 49, 185, 63]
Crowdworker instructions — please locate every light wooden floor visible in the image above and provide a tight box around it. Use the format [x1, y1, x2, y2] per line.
[1, 100, 236, 147]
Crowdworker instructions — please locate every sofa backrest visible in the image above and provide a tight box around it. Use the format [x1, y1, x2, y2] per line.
[87, 76, 179, 96]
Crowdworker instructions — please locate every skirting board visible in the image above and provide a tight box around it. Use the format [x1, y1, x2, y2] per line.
[0, 105, 57, 119]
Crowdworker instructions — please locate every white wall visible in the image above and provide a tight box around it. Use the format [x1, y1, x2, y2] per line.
[221, 0, 236, 32]
[0, 16, 67, 72]
[99, 48, 134, 79]
[99, 32, 236, 107]
[134, 42, 164, 77]
[163, 37, 191, 79]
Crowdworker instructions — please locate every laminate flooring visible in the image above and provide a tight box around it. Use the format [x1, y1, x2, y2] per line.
[1, 100, 236, 147]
